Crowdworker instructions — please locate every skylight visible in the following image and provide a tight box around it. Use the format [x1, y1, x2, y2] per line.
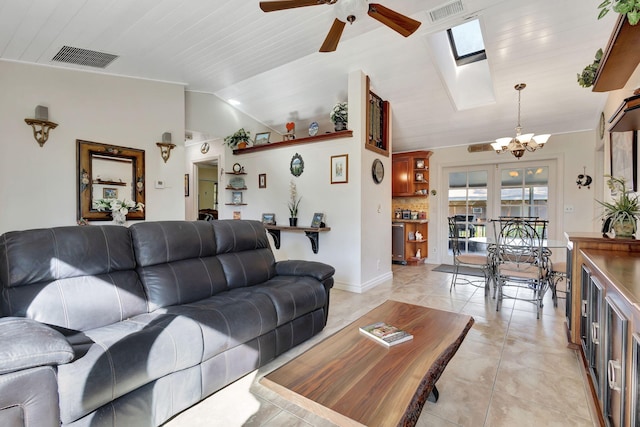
[447, 19, 486, 66]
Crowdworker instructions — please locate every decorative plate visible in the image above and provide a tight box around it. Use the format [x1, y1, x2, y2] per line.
[200, 142, 210, 154]
[229, 177, 245, 189]
[309, 122, 319, 137]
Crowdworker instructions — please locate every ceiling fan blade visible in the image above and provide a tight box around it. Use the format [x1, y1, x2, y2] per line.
[367, 3, 421, 37]
[319, 18, 346, 52]
[260, 0, 325, 12]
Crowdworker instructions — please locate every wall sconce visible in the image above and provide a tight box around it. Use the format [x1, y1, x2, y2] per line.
[24, 105, 58, 147]
[156, 132, 176, 163]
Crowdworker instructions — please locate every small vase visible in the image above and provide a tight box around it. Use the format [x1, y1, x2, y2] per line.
[613, 219, 635, 238]
[112, 211, 127, 226]
[289, 217, 298, 227]
[333, 120, 346, 132]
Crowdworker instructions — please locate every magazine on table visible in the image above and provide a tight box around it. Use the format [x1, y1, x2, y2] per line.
[359, 321, 413, 347]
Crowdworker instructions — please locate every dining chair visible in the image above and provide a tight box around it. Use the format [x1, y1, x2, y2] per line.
[448, 216, 491, 296]
[492, 218, 550, 318]
[549, 261, 568, 308]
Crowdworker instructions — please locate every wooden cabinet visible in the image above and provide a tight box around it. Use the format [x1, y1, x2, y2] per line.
[391, 220, 428, 264]
[392, 151, 432, 197]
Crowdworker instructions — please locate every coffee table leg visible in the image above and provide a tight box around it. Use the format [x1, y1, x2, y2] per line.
[427, 385, 439, 403]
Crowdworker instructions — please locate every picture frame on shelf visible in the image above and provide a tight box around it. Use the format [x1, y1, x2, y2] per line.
[233, 211, 241, 220]
[610, 131, 637, 192]
[262, 213, 276, 225]
[255, 132, 271, 145]
[311, 213, 325, 228]
[330, 154, 348, 184]
[415, 172, 424, 182]
[232, 191, 243, 204]
[103, 188, 118, 199]
[259, 173, 267, 189]
[416, 159, 425, 169]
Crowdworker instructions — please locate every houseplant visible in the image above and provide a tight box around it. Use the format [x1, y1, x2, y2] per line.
[224, 128, 251, 149]
[597, 175, 640, 237]
[94, 198, 144, 225]
[577, 48, 603, 88]
[288, 180, 301, 226]
[330, 102, 348, 131]
[597, 0, 640, 25]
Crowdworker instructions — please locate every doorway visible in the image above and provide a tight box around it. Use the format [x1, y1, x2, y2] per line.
[193, 159, 219, 220]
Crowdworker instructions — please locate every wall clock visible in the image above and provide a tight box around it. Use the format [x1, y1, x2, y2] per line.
[372, 159, 384, 184]
[200, 142, 210, 154]
[598, 112, 605, 140]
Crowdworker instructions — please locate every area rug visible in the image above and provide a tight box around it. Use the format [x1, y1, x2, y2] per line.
[432, 264, 484, 277]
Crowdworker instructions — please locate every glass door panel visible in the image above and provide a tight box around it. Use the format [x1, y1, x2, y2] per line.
[448, 170, 488, 255]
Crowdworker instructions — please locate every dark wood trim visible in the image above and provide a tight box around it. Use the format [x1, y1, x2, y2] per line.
[593, 14, 640, 92]
[232, 130, 352, 155]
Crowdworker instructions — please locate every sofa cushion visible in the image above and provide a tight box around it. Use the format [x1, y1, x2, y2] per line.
[252, 276, 327, 326]
[57, 313, 203, 424]
[160, 290, 278, 360]
[131, 221, 229, 310]
[0, 226, 146, 331]
[0, 317, 74, 374]
[211, 220, 277, 289]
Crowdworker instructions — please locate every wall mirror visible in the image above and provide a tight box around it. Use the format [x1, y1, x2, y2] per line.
[77, 139, 145, 221]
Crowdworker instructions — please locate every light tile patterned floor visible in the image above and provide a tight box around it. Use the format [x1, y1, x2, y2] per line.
[165, 264, 596, 426]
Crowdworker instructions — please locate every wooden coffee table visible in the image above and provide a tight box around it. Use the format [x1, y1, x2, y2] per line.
[261, 300, 474, 427]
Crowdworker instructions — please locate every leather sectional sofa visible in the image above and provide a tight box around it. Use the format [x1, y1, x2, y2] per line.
[0, 220, 335, 427]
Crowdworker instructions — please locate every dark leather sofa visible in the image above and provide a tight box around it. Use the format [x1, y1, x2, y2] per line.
[0, 220, 334, 427]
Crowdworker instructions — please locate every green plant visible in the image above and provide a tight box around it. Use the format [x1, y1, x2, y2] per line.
[224, 128, 251, 148]
[598, 0, 640, 25]
[330, 102, 348, 124]
[577, 48, 603, 88]
[597, 175, 640, 234]
[288, 180, 301, 218]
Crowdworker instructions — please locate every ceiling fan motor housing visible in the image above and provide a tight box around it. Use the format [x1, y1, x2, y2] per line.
[335, 0, 368, 23]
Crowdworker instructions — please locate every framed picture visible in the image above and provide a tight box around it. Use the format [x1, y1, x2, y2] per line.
[416, 159, 425, 169]
[415, 172, 424, 182]
[331, 154, 348, 184]
[610, 131, 637, 192]
[233, 211, 241, 220]
[262, 213, 276, 225]
[184, 174, 189, 197]
[311, 212, 325, 228]
[103, 188, 118, 199]
[259, 173, 267, 189]
[232, 191, 243, 204]
[255, 132, 270, 145]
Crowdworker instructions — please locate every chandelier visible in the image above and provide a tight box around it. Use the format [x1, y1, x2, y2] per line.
[491, 83, 550, 159]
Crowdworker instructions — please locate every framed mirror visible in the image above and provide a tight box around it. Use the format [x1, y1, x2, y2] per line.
[77, 139, 145, 221]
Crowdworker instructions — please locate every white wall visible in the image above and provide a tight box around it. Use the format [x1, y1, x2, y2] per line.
[184, 71, 393, 292]
[0, 60, 186, 234]
[427, 130, 599, 264]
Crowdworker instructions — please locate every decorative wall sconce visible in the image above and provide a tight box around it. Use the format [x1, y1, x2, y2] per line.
[576, 167, 592, 189]
[156, 132, 176, 163]
[24, 105, 58, 147]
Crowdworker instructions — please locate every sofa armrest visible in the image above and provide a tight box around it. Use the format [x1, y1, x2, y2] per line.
[0, 317, 74, 375]
[275, 260, 335, 282]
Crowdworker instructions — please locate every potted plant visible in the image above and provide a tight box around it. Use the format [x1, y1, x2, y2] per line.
[94, 198, 145, 225]
[597, 0, 640, 25]
[224, 128, 251, 149]
[577, 48, 603, 88]
[288, 180, 301, 227]
[597, 175, 640, 237]
[330, 102, 348, 131]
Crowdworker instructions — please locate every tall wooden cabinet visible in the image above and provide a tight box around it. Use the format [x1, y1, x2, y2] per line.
[392, 151, 432, 197]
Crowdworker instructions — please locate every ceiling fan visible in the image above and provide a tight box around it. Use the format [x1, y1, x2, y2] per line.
[259, 0, 421, 52]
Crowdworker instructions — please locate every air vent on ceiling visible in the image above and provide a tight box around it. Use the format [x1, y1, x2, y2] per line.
[51, 46, 118, 69]
[467, 143, 493, 153]
[428, 0, 465, 23]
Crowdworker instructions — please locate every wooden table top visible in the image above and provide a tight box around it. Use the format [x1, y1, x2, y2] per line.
[261, 300, 474, 427]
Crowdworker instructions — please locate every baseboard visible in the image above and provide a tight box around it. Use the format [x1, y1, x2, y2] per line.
[333, 271, 393, 294]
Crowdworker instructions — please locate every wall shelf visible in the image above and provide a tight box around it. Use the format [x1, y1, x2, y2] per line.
[592, 14, 640, 93]
[264, 225, 331, 254]
[232, 130, 353, 155]
[93, 180, 126, 186]
[609, 94, 640, 132]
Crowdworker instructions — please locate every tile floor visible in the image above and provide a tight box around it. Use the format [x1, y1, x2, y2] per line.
[165, 264, 596, 427]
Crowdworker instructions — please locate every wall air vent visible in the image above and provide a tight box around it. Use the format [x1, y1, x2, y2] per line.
[467, 143, 493, 153]
[51, 46, 118, 69]
[428, 0, 465, 23]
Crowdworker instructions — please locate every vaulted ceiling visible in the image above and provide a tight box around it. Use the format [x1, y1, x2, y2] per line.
[0, 0, 617, 152]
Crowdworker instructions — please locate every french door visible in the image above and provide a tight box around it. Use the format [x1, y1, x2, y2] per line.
[444, 159, 556, 263]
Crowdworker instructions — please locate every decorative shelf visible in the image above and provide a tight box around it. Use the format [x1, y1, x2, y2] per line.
[264, 225, 331, 254]
[233, 130, 353, 155]
[225, 203, 247, 206]
[92, 180, 126, 186]
[592, 14, 640, 93]
[609, 94, 640, 132]
[225, 186, 247, 190]
[225, 172, 247, 175]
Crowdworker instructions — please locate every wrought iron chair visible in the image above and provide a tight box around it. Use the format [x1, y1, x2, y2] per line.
[492, 218, 550, 318]
[549, 261, 568, 308]
[448, 216, 491, 296]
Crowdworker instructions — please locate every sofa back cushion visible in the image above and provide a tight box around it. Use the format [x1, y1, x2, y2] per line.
[130, 221, 228, 311]
[0, 226, 146, 331]
[211, 220, 276, 289]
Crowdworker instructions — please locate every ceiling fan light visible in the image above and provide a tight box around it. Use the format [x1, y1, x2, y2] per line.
[335, 0, 367, 23]
[532, 134, 550, 145]
[494, 137, 511, 150]
[517, 133, 534, 144]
